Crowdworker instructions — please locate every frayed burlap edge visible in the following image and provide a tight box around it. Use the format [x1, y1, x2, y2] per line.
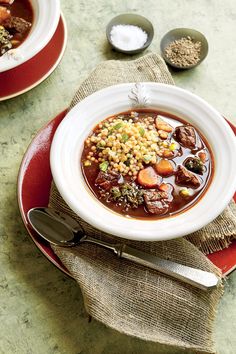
[186, 201, 236, 254]
[49, 184, 224, 352]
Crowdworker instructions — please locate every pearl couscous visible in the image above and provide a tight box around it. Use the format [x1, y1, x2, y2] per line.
[84, 112, 178, 176]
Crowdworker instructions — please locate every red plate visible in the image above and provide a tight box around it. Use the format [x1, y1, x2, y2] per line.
[17, 111, 236, 277]
[0, 14, 67, 101]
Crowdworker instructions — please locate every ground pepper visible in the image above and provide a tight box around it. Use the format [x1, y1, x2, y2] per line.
[165, 36, 201, 67]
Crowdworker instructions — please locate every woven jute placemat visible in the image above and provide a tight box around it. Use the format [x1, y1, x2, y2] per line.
[49, 54, 236, 353]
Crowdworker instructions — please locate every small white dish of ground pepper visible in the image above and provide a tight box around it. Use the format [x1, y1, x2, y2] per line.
[160, 28, 208, 69]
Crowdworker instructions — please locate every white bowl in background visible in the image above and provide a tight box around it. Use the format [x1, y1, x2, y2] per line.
[0, 0, 60, 73]
[50, 83, 236, 241]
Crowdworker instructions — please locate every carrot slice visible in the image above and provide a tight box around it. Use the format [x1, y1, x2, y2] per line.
[198, 152, 207, 163]
[159, 183, 173, 194]
[158, 183, 169, 192]
[163, 149, 175, 158]
[0, 6, 10, 23]
[154, 159, 174, 176]
[137, 167, 162, 188]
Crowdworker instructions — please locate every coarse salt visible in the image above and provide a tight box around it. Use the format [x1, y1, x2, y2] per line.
[110, 24, 148, 51]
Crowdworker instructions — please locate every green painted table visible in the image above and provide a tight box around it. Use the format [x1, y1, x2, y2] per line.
[0, 1, 235, 353]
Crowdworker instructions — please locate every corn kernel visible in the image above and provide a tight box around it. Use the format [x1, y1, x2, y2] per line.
[169, 143, 177, 151]
[179, 188, 190, 197]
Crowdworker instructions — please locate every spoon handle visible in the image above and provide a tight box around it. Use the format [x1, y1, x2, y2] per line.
[84, 237, 220, 291]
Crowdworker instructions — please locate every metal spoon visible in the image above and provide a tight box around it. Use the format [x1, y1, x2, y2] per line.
[27, 207, 220, 291]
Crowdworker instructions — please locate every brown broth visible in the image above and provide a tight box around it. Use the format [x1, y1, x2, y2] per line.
[3, 0, 33, 48]
[81, 110, 214, 219]
[10, 0, 33, 22]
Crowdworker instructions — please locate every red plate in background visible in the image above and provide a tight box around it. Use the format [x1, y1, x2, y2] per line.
[17, 111, 236, 278]
[0, 14, 67, 101]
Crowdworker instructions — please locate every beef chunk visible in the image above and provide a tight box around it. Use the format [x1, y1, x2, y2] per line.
[143, 189, 173, 215]
[173, 125, 196, 149]
[175, 165, 200, 188]
[3, 16, 31, 34]
[95, 171, 119, 191]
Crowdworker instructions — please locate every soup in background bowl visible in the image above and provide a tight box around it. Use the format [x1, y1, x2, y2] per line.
[0, 0, 60, 72]
[50, 83, 236, 241]
[0, 0, 33, 56]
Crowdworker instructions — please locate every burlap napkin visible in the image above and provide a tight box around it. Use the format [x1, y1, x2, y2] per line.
[49, 54, 236, 353]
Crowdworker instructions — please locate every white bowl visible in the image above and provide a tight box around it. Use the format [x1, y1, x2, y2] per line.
[0, 0, 60, 73]
[50, 83, 236, 241]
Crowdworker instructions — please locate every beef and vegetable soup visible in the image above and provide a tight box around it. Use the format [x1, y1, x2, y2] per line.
[81, 110, 214, 219]
[0, 0, 33, 56]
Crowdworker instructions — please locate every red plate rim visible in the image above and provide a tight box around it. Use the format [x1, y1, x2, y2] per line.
[18, 110, 72, 277]
[0, 13, 67, 101]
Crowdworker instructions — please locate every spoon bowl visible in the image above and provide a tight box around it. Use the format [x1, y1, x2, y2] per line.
[27, 208, 85, 246]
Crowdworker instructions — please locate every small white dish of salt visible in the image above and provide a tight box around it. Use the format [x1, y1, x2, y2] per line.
[106, 14, 154, 54]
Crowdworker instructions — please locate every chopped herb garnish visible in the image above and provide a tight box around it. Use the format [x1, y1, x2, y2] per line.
[107, 122, 123, 136]
[99, 161, 109, 172]
[0, 27, 12, 56]
[109, 183, 144, 209]
[121, 183, 144, 208]
[113, 122, 123, 130]
[96, 141, 106, 150]
[184, 157, 205, 175]
[121, 133, 129, 143]
[110, 187, 121, 200]
[139, 127, 145, 137]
